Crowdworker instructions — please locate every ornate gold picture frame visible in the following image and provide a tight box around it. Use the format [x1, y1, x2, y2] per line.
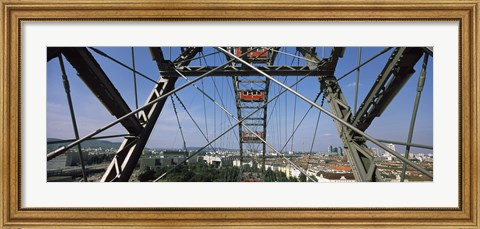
[1, 0, 478, 227]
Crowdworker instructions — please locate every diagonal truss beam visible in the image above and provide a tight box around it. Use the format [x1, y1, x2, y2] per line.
[352, 47, 424, 132]
[58, 47, 143, 135]
[47, 48, 242, 162]
[298, 47, 381, 181]
[101, 47, 201, 181]
[224, 47, 432, 182]
[162, 65, 330, 77]
[47, 47, 61, 62]
[155, 73, 314, 182]
[299, 47, 425, 181]
[51, 47, 430, 183]
[298, 47, 424, 181]
[101, 77, 178, 181]
[296, 47, 344, 71]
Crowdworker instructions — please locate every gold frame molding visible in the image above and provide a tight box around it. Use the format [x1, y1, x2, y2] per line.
[1, 0, 478, 228]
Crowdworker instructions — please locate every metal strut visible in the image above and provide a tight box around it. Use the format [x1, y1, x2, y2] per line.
[170, 96, 187, 151]
[58, 54, 88, 182]
[297, 47, 380, 181]
[101, 47, 201, 181]
[48, 47, 432, 184]
[47, 47, 243, 162]
[296, 47, 424, 181]
[400, 53, 430, 181]
[154, 73, 314, 182]
[101, 77, 178, 181]
[230, 47, 271, 179]
[221, 47, 431, 182]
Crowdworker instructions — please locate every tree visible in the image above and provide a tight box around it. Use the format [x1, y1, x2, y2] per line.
[275, 171, 288, 182]
[264, 167, 275, 182]
[138, 167, 155, 182]
[299, 173, 307, 182]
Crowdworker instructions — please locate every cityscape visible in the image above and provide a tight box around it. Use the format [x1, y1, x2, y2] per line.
[47, 47, 433, 182]
[47, 139, 433, 182]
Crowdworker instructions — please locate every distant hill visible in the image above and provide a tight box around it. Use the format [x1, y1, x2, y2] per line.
[153, 146, 239, 152]
[47, 138, 121, 151]
[47, 138, 239, 152]
[186, 146, 239, 152]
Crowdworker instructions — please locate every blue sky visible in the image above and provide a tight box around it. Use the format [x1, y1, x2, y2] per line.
[47, 47, 433, 154]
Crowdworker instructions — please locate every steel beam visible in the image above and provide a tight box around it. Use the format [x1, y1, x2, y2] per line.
[423, 47, 433, 56]
[47, 47, 61, 62]
[297, 47, 378, 181]
[58, 54, 88, 181]
[236, 47, 429, 181]
[232, 76, 245, 167]
[101, 77, 178, 181]
[317, 74, 380, 181]
[262, 78, 270, 173]
[232, 58, 269, 178]
[276, 47, 381, 181]
[268, 47, 281, 65]
[101, 47, 201, 181]
[163, 65, 330, 77]
[48, 48, 236, 161]
[352, 48, 424, 132]
[155, 73, 314, 182]
[401, 53, 429, 182]
[60, 47, 143, 135]
[296, 47, 344, 71]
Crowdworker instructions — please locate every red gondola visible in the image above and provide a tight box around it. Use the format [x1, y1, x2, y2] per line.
[241, 131, 263, 142]
[239, 90, 265, 102]
[234, 47, 270, 62]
